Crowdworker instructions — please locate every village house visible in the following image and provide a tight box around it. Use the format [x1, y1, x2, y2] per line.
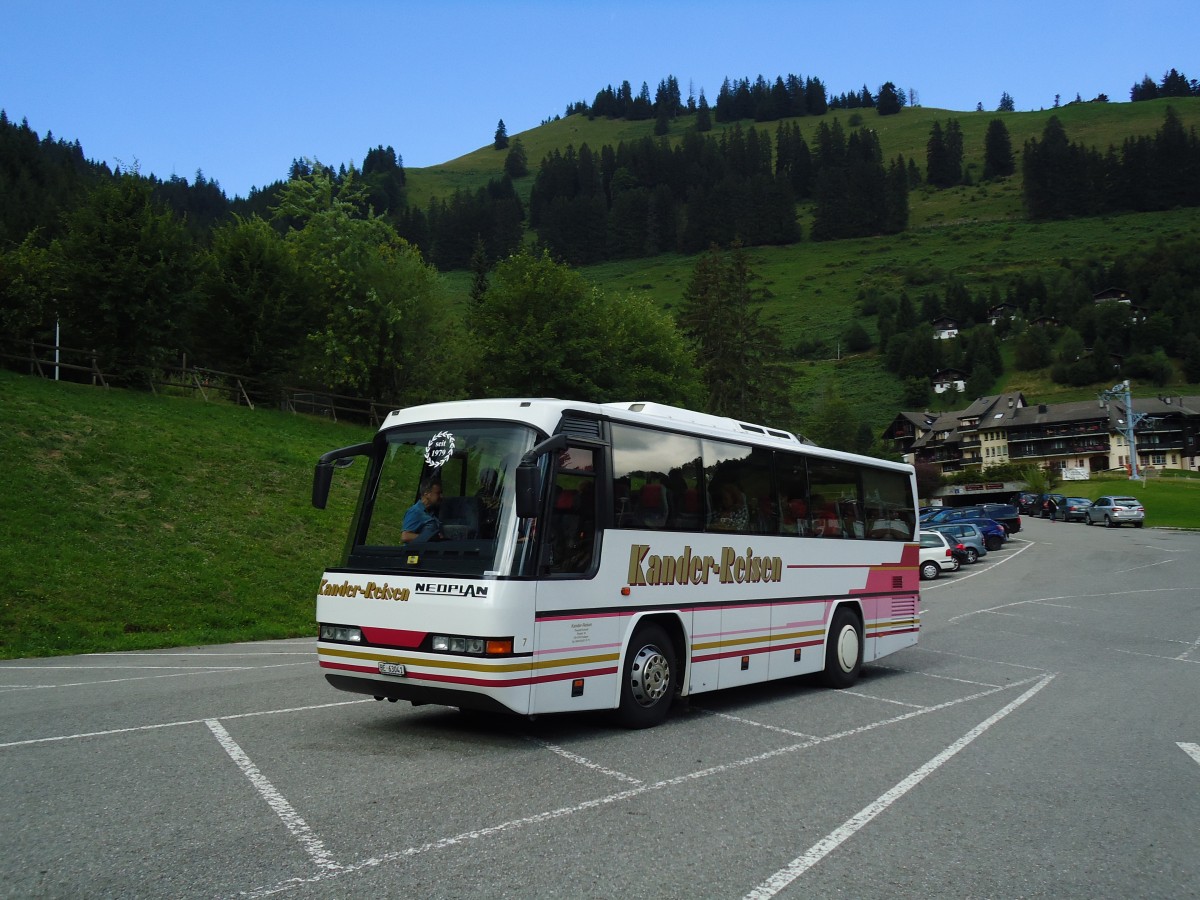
[883, 393, 1200, 476]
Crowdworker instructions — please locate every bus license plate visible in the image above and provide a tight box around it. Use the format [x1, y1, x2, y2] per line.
[378, 662, 407, 677]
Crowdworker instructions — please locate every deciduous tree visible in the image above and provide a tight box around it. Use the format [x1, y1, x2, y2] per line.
[471, 249, 700, 404]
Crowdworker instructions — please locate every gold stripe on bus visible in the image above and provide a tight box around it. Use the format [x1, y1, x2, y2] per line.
[319, 646, 618, 672]
[692, 628, 824, 652]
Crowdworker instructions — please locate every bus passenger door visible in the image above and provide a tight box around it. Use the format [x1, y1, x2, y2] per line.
[530, 443, 616, 715]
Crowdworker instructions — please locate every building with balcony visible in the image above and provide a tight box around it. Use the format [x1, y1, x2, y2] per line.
[883, 393, 1200, 476]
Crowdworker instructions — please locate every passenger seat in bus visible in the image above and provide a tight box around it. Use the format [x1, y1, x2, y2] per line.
[782, 498, 808, 534]
[671, 487, 703, 529]
[815, 503, 842, 537]
[635, 482, 670, 528]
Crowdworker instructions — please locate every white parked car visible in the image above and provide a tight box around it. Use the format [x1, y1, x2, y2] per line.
[919, 530, 960, 580]
[1084, 496, 1145, 528]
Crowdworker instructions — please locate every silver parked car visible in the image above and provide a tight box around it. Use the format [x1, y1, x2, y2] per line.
[929, 522, 988, 564]
[1084, 495, 1145, 528]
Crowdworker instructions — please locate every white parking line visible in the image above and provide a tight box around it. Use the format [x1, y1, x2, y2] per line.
[240, 676, 1051, 897]
[528, 738, 643, 785]
[742, 673, 1056, 899]
[838, 690, 927, 709]
[1176, 634, 1200, 661]
[1111, 559, 1175, 575]
[1178, 743, 1200, 767]
[0, 662, 309, 691]
[947, 587, 1193, 624]
[0, 699, 372, 750]
[207, 719, 342, 872]
[921, 539, 1037, 591]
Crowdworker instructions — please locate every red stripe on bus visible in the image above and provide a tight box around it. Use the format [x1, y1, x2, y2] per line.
[318, 659, 617, 687]
[869, 626, 920, 638]
[691, 638, 822, 664]
[359, 627, 427, 648]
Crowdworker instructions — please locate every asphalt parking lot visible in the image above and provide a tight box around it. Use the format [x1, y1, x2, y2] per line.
[2, 517, 1198, 899]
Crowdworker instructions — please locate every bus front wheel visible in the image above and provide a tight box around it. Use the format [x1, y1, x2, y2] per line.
[617, 623, 675, 729]
[821, 607, 863, 689]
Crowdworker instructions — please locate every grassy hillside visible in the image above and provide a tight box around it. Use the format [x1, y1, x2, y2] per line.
[416, 99, 1200, 427]
[3, 369, 1198, 659]
[408, 97, 1200, 218]
[0, 369, 370, 659]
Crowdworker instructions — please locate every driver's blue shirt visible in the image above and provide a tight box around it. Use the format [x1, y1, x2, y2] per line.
[403, 502, 441, 542]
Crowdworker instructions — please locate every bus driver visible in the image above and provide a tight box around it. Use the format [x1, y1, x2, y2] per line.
[401, 478, 444, 543]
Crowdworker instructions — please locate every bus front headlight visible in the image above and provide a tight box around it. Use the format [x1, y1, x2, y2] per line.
[319, 624, 363, 643]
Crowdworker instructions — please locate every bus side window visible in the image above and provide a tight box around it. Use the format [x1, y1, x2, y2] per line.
[808, 459, 863, 541]
[611, 424, 703, 533]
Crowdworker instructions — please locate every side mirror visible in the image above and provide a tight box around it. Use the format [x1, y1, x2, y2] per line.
[515, 464, 540, 519]
[312, 442, 372, 509]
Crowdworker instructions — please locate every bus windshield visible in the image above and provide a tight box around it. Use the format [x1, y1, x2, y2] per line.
[351, 422, 539, 578]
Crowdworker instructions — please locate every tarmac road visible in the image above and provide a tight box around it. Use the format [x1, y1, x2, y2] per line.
[2, 515, 1198, 899]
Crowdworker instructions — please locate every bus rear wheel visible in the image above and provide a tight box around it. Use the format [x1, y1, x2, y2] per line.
[617, 623, 675, 729]
[821, 606, 863, 689]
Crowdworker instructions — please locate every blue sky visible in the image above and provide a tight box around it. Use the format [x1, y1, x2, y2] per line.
[5, 1, 1196, 198]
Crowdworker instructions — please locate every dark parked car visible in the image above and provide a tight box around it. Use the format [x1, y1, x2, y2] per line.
[1017, 492, 1041, 515]
[951, 517, 1008, 551]
[1062, 497, 1092, 523]
[1040, 493, 1066, 520]
[973, 503, 1021, 534]
[921, 504, 1020, 535]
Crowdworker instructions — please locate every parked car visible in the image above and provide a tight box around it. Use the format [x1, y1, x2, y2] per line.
[921, 507, 983, 527]
[973, 502, 1021, 534]
[952, 517, 1008, 551]
[1084, 495, 1145, 528]
[929, 523, 989, 564]
[919, 507, 958, 526]
[919, 530, 960, 580]
[1062, 497, 1092, 523]
[1017, 492, 1041, 515]
[1040, 493, 1066, 520]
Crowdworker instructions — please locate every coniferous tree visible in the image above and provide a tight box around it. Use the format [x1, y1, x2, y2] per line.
[926, 121, 948, 186]
[469, 238, 489, 306]
[55, 174, 201, 378]
[997, 92, 1016, 112]
[494, 119, 509, 150]
[876, 82, 903, 116]
[678, 242, 791, 420]
[1022, 115, 1097, 218]
[983, 118, 1015, 179]
[695, 90, 712, 132]
[503, 138, 528, 178]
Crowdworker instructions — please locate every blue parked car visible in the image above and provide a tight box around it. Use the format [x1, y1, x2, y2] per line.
[951, 517, 1008, 551]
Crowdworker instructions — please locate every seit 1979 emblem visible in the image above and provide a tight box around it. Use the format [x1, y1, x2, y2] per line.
[424, 431, 455, 467]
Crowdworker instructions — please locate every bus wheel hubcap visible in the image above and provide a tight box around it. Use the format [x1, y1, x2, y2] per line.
[630, 645, 670, 706]
[837, 627, 859, 672]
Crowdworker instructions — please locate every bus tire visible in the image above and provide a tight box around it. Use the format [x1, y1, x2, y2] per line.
[617, 623, 675, 729]
[821, 606, 863, 689]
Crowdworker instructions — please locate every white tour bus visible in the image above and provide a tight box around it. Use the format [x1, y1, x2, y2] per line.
[312, 399, 918, 728]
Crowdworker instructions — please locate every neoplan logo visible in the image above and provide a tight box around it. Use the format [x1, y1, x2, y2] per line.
[415, 583, 490, 598]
